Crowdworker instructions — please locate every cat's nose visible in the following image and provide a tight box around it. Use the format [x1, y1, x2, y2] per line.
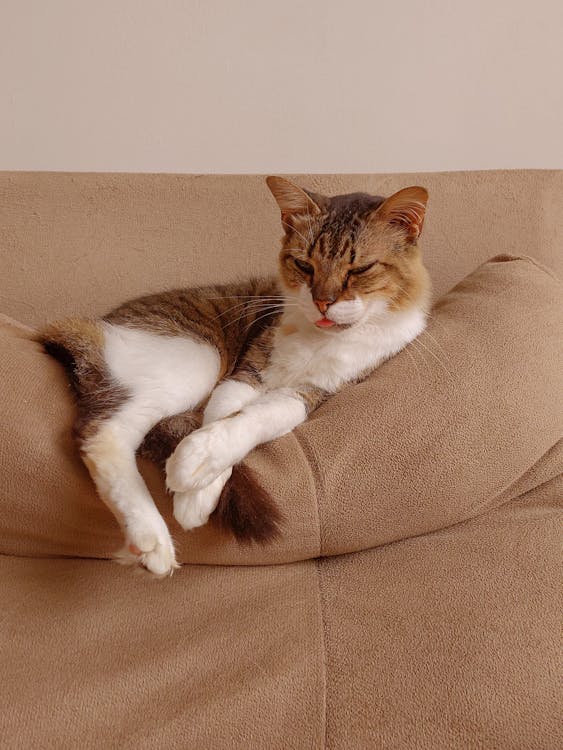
[314, 299, 335, 315]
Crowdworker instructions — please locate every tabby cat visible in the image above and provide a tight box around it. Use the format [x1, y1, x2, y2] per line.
[41, 177, 430, 576]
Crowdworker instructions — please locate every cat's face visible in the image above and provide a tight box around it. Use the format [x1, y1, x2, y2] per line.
[267, 178, 430, 331]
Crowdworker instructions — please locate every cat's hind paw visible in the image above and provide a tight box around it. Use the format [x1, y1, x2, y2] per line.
[173, 468, 232, 531]
[116, 517, 179, 577]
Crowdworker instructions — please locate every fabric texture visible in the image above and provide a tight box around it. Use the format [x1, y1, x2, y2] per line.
[0, 256, 561, 566]
[1, 170, 562, 327]
[1, 170, 561, 750]
[319, 477, 562, 750]
[0, 555, 325, 750]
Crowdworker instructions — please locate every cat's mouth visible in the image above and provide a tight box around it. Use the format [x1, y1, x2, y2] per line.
[314, 317, 352, 331]
[315, 317, 336, 329]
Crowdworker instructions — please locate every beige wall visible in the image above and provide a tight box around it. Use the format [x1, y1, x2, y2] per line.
[1, 0, 561, 173]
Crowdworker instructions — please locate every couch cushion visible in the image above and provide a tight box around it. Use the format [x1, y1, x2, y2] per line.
[318, 476, 562, 749]
[0, 255, 561, 564]
[0, 555, 324, 750]
[0, 478, 559, 750]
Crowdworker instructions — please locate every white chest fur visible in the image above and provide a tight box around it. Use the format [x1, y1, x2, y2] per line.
[263, 306, 426, 393]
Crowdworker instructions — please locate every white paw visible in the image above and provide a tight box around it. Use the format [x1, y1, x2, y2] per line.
[166, 423, 235, 492]
[173, 468, 232, 530]
[116, 516, 179, 577]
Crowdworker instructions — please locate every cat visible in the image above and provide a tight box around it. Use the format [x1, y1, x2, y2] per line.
[41, 177, 430, 577]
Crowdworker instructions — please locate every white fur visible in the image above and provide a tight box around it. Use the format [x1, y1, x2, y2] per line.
[166, 390, 306, 492]
[171, 379, 260, 528]
[173, 468, 232, 530]
[89, 289, 426, 575]
[83, 324, 220, 575]
[103, 324, 220, 420]
[167, 292, 426, 501]
[263, 301, 427, 393]
[203, 379, 259, 425]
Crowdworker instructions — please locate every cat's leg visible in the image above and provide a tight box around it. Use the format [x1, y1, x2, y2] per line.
[201, 325, 272, 426]
[171, 322, 298, 531]
[138, 410, 202, 466]
[81, 324, 221, 574]
[201, 379, 260, 425]
[173, 468, 233, 531]
[82, 406, 179, 576]
[172, 379, 260, 530]
[167, 385, 327, 496]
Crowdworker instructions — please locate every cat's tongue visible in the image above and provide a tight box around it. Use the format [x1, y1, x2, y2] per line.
[315, 317, 336, 328]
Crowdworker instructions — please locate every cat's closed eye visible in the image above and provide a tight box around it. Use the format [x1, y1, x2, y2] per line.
[347, 261, 379, 277]
[293, 257, 314, 275]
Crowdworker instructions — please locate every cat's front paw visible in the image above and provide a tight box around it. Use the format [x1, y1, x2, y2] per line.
[173, 468, 232, 530]
[166, 422, 235, 492]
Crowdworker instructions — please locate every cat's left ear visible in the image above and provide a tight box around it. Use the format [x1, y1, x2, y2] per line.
[375, 186, 428, 243]
[266, 176, 323, 229]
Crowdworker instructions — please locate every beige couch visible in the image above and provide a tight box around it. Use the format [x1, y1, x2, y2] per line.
[0, 170, 561, 749]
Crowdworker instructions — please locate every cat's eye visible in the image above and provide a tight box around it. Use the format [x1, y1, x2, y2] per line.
[293, 257, 314, 275]
[348, 261, 378, 276]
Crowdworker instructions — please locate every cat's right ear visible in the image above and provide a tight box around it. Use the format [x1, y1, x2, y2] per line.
[266, 177, 322, 231]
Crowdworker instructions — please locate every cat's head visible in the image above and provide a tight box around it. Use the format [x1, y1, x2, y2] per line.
[267, 177, 431, 330]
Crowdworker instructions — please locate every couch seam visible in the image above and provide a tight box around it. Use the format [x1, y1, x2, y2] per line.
[314, 557, 328, 750]
[289, 429, 327, 748]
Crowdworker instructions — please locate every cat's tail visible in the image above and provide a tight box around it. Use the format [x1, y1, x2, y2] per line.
[213, 464, 284, 544]
[40, 327, 285, 544]
[142, 415, 284, 544]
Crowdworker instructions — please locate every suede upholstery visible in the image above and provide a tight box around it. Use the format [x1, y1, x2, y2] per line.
[0, 171, 561, 749]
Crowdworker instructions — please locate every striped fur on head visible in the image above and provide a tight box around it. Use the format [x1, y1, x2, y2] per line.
[267, 177, 430, 314]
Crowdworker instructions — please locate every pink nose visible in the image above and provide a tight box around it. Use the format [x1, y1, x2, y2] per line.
[314, 300, 331, 315]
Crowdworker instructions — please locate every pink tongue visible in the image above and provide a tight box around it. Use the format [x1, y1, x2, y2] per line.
[315, 317, 336, 328]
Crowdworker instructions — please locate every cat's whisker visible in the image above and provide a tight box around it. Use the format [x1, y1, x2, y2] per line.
[419, 328, 452, 366]
[222, 304, 288, 330]
[222, 302, 287, 322]
[393, 282, 453, 358]
[211, 301, 256, 321]
[411, 336, 455, 381]
[425, 310, 452, 337]
[203, 295, 289, 301]
[407, 338, 434, 374]
[211, 298, 290, 322]
[401, 343, 423, 385]
[369, 320, 424, 385]
[240, 308, 287, 334]
[394, 282, 425, 310]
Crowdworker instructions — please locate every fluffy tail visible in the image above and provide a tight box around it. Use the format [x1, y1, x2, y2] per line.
[212, 463, 284, 544]
[141, 414, 284, 543]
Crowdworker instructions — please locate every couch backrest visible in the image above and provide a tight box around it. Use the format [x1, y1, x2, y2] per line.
[1, 170, 561, 326]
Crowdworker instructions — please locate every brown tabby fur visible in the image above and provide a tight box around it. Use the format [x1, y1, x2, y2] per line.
[40, 179, 429, 546]
[273, 180, 429, 315]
